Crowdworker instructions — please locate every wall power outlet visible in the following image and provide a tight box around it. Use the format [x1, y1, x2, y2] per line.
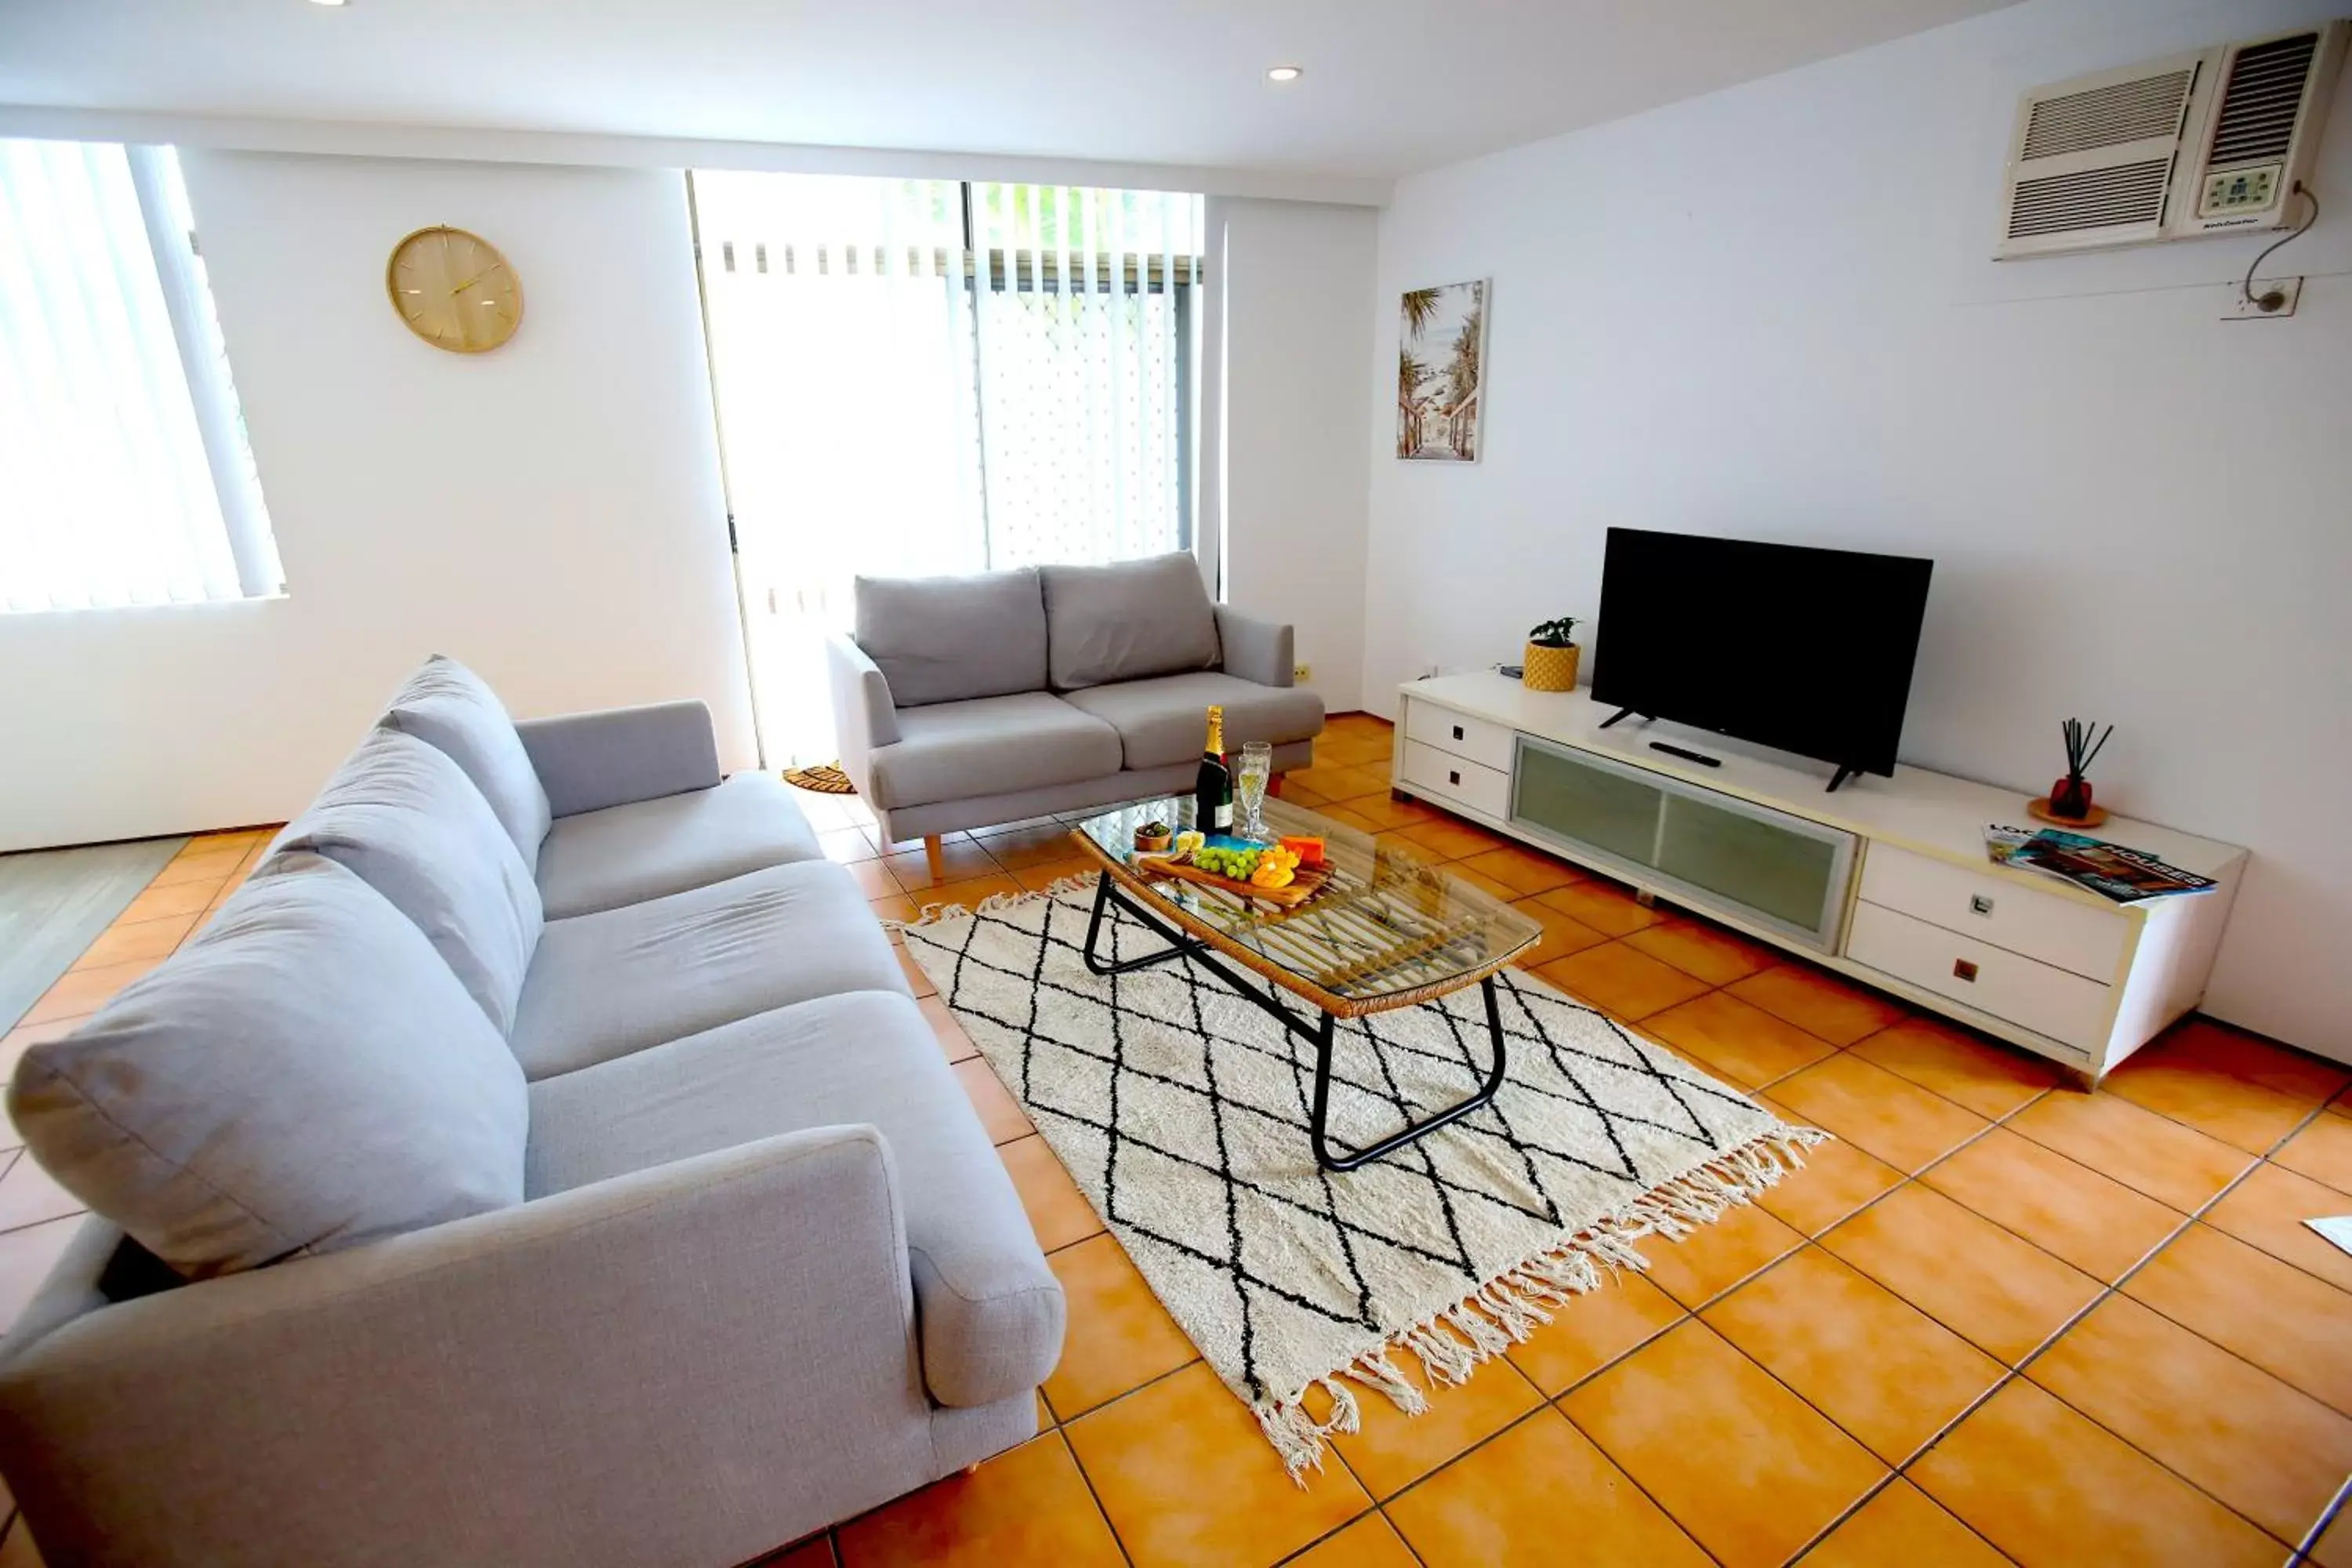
[2225, 276, 2302, 320]
[1293, 663, 1312, 682]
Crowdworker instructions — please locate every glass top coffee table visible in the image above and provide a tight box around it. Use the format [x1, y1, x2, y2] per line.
[1069, 795, 1543, 1171]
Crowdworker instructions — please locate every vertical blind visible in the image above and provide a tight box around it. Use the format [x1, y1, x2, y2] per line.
[0, 140, 281, 615]
[692, 172, 1205, 764]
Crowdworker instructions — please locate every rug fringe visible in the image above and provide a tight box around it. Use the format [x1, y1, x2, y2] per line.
[895, 873, 1098, 933]
[1252, 1122, 1830, 1484]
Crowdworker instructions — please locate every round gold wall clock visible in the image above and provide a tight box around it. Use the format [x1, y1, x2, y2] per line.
[385, 225, 523, 353]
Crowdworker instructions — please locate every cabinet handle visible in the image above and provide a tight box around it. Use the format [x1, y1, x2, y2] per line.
[1969, 895, 1994, 916]
[1449, 770, 1461, 786]
[1952, 959, 1979, 982]
[1451, 724, 1465, 741]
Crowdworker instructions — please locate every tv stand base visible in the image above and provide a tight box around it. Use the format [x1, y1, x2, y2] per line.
[1388, 673, 2249, 1084]
[1598, 706, 1642, 730]
[1827, 766, 1859, 793]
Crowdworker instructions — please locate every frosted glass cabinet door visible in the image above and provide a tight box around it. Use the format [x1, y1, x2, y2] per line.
[1512, 740, 1664, 866]
[1656, 791, 1851, 944]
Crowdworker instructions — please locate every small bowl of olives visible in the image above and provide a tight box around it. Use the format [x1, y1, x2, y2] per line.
[1134, 820, 1173, 853]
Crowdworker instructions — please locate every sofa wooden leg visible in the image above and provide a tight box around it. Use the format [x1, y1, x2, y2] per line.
[960, 1463, 980, 1477]
[923, 834, 946, 885]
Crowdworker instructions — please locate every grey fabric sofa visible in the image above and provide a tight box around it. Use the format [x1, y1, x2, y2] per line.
[0, 657, 1062, 1568]
[828, 552, 1324, 869]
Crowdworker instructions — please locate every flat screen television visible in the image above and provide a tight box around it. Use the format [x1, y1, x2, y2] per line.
[1588, 528, 1933, 788]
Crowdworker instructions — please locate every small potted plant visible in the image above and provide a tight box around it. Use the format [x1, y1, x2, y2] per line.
[1523, 616, 1581, 692]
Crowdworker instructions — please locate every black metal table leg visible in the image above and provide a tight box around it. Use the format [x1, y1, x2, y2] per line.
[1082, 871, 1207, 977]
[1308, 975, 1508, 1172]
[1081, 869, 1507, 1171]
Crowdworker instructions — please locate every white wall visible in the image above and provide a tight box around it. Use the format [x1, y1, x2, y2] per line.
[0, 153, 757, 850]
[1221, 199, 1378, 713]
[1364, 0, 2352, 1057]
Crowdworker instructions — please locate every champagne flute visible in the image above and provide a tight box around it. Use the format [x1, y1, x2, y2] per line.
[1236, 742, 1273, 840]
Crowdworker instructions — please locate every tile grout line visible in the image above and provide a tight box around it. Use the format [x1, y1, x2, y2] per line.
[1779, 1094, 2347, 1563]
[1505, 1051, 2285, 1563]
[1040, 1425, 1137, 1568]
[1529, 1080, 2060, 1563]
[1370, 1396, 1730, 1567]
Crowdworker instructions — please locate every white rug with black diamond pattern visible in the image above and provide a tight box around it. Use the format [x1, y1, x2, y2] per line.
[902, 878, 1823, 1476]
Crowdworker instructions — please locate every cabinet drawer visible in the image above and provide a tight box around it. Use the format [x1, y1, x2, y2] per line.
[1847, 900, 2112, 1050]
[1404, 702, 1516, 771]
[1859, 843, 2128, 982]
[1400, 740, 1511, 818]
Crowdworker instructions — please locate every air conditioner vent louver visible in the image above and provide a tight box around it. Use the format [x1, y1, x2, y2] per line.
[2208, 31, 2321, 167]
[1993, 20, 2346, 258]
[2005, 158, 2173, 238]
[2020, 70, 2195, 158]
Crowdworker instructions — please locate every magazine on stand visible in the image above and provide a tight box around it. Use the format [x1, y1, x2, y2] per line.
[1981, 825, 2216, 903]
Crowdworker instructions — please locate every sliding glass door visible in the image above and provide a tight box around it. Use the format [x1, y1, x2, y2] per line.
[691, 172, 1203, 766]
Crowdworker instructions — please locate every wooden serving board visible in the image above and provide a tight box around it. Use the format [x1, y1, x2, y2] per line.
[1133, 855, 1334, 909]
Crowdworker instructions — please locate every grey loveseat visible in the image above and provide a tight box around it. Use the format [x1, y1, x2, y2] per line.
[827, 552, 1324, 870]
[0, 657, 1062, 1568]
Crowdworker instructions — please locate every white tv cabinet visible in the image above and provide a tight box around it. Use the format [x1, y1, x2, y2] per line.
[1392, 673, 2246, 1080]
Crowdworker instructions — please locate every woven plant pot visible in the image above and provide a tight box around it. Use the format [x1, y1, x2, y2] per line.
[1523, 641, 1580, 692]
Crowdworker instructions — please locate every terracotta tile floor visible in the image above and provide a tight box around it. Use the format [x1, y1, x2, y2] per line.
[3, 713, 2348, 1566]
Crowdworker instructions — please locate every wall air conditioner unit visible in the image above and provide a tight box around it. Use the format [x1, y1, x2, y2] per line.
[1994, 20, 2348, 259]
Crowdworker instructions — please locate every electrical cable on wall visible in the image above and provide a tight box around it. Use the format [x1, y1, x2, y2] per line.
[2242, 181, 2321, 312]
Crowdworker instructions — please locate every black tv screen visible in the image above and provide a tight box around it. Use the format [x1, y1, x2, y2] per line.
[1588, 528, 1933, 779]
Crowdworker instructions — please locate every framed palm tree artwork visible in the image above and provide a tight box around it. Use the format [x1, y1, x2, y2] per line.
[1396, 279, 1486, 462]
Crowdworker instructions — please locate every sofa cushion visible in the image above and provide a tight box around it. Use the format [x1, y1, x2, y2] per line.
[1059, 670, 1326, 772]
[866, 692, 1122, 811]
[524, 989, 1062, 1407]
[1040, 553, 1219, 691]
[271, 728, 543, 1033]
[378, 655, 553, 874]
[534, 771, 822, 920]
[9, 855, 528, 1279]
[508, 860, 909, 1080]
[855, 567, 1047, 709]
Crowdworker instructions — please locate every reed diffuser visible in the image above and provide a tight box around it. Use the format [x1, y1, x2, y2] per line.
[2036, 717, 2112, 825]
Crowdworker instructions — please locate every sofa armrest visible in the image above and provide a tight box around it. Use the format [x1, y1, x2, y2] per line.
[827, 635, 902, 797]
[1215, 607, 1295, 688]
[516, 700, 722, 818]
[0, 1128, 931, 1568]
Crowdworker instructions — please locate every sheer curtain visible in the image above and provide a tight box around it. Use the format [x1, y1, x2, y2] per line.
[0, 140, 281, 614]
[964, 182, 1197, 569]
[692, 172, 1203, 766]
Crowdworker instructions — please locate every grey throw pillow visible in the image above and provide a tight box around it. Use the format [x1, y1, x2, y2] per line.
[378, 655, 553, 872]
[271, 727, 543, 1034]
[9, 855, 530, 1279]
[1040, 553, 1220, 690]
[854, 568, 1048, 707]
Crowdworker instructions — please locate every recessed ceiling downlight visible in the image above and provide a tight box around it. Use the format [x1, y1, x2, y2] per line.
[1265, 65, 1304, 83]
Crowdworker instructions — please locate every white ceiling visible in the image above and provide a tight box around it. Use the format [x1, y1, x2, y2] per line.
[0, 0, 2021, 183]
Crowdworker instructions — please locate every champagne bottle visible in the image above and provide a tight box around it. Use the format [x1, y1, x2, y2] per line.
[1195, 706, 1232, 834]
